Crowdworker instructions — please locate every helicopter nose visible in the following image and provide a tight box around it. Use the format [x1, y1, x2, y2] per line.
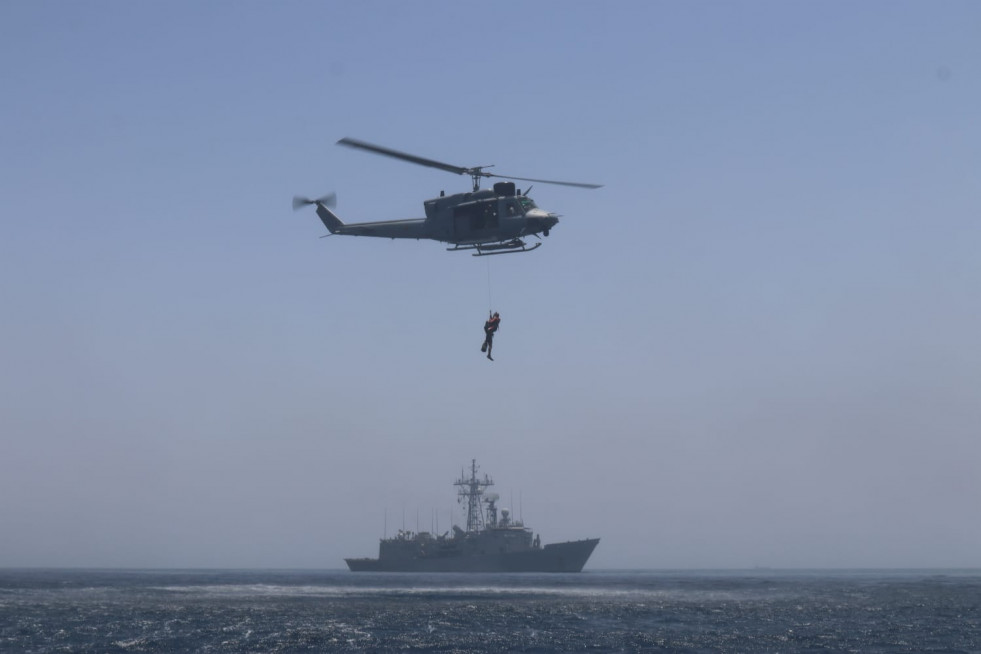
[542, 212, 559, 234]
[527, 209, 559, 234]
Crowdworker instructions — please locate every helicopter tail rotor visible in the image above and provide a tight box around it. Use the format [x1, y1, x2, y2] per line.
[292, 192, 337, 211]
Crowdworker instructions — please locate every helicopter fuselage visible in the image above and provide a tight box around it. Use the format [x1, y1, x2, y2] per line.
[314, 181, 559, 248]
[424, 185, 559, 245]
[296, 137, 598, 255]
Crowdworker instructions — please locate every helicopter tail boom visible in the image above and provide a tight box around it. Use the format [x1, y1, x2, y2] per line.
[314, 202, 345, 233]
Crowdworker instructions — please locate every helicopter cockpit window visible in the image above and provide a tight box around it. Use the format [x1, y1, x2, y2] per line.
[506, 199, 522, 216]
[518, 196, 537, 211]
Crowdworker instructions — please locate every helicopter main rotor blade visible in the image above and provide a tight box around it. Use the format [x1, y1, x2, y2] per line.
[337, 137, 602, 189]
[337, 137, 470, 176]
[485, 172, 603, 189]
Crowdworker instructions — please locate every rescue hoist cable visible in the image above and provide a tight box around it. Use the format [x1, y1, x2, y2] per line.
[486, 258, 494, 315]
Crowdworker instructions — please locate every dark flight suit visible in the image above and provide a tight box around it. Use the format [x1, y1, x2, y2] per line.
[481, 315, 501, 360]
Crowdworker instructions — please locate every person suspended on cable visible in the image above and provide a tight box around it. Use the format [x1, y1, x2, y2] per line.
[481, 311, 501, 361]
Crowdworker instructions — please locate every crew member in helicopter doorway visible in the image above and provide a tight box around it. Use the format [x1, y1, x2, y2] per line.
[481, 312, 501, 361]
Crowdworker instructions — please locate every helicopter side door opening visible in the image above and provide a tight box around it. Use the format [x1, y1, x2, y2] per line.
[453, 200, 499, 242]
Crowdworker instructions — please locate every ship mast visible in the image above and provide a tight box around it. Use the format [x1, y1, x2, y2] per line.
[454, 459, 493, 533]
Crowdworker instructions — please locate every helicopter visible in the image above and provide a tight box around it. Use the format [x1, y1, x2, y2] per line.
[293, 138, 602, 256]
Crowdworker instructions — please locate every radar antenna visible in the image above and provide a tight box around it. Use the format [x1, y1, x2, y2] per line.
[454, 459, 494, 533]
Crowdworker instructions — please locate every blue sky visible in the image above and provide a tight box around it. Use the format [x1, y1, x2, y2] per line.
[2, 1, 980, 569]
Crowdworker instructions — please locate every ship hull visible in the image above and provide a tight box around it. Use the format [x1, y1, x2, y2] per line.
[345, 538, 599, 573]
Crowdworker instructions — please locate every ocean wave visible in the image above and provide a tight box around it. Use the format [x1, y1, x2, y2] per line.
[150, 582, 771, 603]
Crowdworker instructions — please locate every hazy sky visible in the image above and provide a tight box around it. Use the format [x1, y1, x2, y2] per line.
[2, 1, 980, 570]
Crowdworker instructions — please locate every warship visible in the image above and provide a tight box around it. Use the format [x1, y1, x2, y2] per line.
[345, 459, 599, 572]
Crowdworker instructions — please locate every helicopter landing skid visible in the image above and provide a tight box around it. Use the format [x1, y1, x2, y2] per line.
[447, 239, 542, 257]
[474, 242, 541, 256]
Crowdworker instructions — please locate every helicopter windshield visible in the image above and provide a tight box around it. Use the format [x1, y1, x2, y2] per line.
[518, 196, 537, 211]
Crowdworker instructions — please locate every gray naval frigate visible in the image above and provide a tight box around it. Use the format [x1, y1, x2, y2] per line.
[345, 459, 599, 572]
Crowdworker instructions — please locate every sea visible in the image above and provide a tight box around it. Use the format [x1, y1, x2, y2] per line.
[1, 569, 979, 653]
